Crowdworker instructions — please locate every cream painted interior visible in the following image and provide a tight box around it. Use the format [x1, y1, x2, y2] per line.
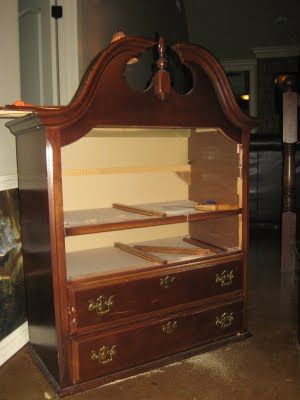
[62, 127, 242, 254]
[62, 128, 189, 170]
[62, 129, 190, 211]
[63, 173, 188, 210]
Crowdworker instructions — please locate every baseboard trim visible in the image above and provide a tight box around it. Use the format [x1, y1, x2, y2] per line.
[0, 174, 18, 191]
[0, 321, 29, 366]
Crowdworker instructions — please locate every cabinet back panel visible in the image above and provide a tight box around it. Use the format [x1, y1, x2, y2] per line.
[61, 130, 190, 211]
[62, 173, 188, 211]
[61, 133, 189, 169]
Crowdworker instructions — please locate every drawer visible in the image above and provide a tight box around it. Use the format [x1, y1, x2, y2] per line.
[69, 259, 243, 333]
[71, 300, 244, 383]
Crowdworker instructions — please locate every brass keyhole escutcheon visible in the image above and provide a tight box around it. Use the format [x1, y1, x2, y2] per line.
[88, 295, 114, 316]
[160, 275, 176, 289]
[216, 312, 234, 328]
[162, 320, 178, 334]
[91, 345, 117, 364]
[215, 269, 234, 287]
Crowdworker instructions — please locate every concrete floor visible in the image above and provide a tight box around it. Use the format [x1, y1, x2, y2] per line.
[1, 229, 299, 399]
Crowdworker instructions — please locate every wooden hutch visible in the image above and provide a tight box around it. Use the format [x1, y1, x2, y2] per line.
[3, 35, 258, 396]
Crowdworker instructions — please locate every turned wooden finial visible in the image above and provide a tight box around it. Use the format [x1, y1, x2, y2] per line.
[153, 36, 171, 101]
[156, 36, 167, 70]
[275, 74, 297, 93]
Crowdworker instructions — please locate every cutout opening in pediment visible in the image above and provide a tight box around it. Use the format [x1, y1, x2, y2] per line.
[124, 39, 193, 96]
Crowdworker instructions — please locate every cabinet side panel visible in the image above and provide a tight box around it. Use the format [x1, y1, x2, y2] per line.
[188, 216, 240, 250]
[16, 131, 59, 381]
[189, 129, 240, 205]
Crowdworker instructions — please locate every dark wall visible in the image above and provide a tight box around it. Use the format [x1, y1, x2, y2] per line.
[77, 0, 189, 79]
[184, 0, 300, 59]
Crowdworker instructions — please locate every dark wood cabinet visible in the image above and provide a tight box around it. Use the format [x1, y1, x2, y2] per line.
[3, 34, 258, 396]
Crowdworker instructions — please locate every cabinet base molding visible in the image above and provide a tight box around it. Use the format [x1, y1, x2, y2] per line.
[27, 332, 251, 397]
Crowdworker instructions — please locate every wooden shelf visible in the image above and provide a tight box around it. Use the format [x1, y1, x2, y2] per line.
[66, 235, 241, 280]
[64, 200, 242, 236]
[62, 164, 191, 176]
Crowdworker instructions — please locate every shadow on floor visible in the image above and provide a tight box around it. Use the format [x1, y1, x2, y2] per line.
[0, 229, 299, 400]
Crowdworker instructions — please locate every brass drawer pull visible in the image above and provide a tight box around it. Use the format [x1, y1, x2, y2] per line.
[88, 295, 114, 316]
[215, 269, 234, 287]
[216, 312, 234, 328]
[91, 345, 117, 364]
[160, 275, 176, 289]
[162, 320, 178, 334]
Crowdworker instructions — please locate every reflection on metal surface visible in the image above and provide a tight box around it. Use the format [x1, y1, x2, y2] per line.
[216, 312, 234, 328]
[91, 345, 117, 364]
[160, 275, 176, 289]
[88, 295, 114, 316]
[216, 270, 234, 287]
[162, 320, 178, 334]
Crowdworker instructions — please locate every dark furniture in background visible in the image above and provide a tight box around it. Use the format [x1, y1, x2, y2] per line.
[249, 135, 300, 228]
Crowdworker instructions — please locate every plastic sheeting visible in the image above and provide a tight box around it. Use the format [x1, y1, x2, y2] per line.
[249, 135, 300, 225]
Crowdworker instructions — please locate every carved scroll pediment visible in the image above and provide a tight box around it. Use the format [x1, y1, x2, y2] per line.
[5, 33, 260, 146]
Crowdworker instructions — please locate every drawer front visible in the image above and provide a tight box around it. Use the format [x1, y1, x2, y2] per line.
[72, 300, 244, 383]
[70, 260, 243, 332]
